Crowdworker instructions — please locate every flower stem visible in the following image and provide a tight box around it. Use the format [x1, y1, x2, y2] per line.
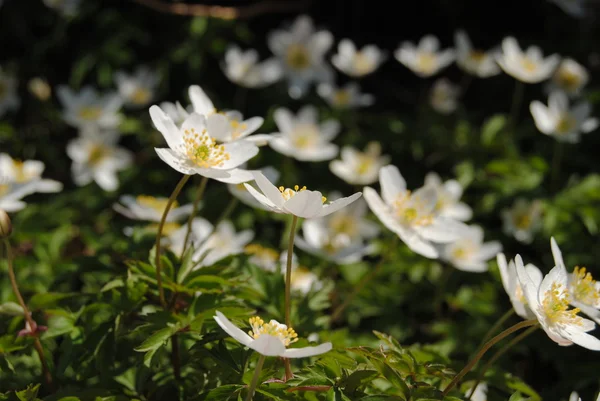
[180, 176, 209, 258]
[467, 325, 539, 400]
[476, 309, 515, 352]
[155, 174, 190, 308]
[284, 215, 299, 328]
[441, 319, 538, 396]
[245, 354, 266, 401]
[3, 239, 53, 391]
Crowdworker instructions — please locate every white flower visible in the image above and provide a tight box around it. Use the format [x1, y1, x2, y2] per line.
[0, 67, 19, 117]
[43, 0, 81, 16]
[159, 101, 192, 127]
[364, 165, 468, 259]
[422, 172, 472, 222]
[245, 244, 280, 272]
[193, 220, 253, 268]
[454, 31, 501, 78]
[501, 198, 542, 243]
[330, 142, 390, 186]
[322, 196, 380, 242]
[243, 171, 362, 219]
[530, 91, 598, 143]
[115, 67, 159, 108]
[429, 78, 460, 115]
[0, 153, 62, 194]
[270, 106, 340, 161]
[548, 0, 586, 17]
[66, 128, 133, 191]
[221, 46, 282, 88]
[149, 105, 259, 184]
[0, 181, 41, 212]
[496, 37, 560, 83]
[394, 35, 455, 78]
[213, 311, 332, 358]
[317, 82, 374, 109]
[228, 166, 280, 211]
[548, 58, 589, 96]
[290, 266, 322, 294]
[268, 15, 334, 98]
[331, 39, 386, 77]
[57, 85, 123, 129]
[166, 217, 213, 257]
[515, 245, 600, 350]
[28, 77, 52, 101]
[465, 382, 487, 401]
[497, 253, 543, 319]
[113, 195, 193, 223]
[441, 225, 501, 272]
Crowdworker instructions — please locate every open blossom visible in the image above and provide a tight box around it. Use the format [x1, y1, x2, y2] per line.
[496, 37, 560, 83]
[501, 198, 542, 243]
[0, 181, 44, 212]
[364, 165, 468, 259]
[270, 106, 340, 161]
[331, 39, 386, 77]
[57, 86, 123, 129]
[193, 220, 254, 268]
[221, 46, 282, 88]
[440, 225, 501, 272]
[394, 35, 455, 77]
[497, 253, 543, 319]
[115, 66, 159, 108]
[268, 15, 333, 98]
[330, 142, 390, 186]
[214, 311, 332, 358]
[429, 78, 460, 115]
[166, 217, 213, 257]
[245, 244, 280, 272]
[150, 106, 259, 184]
[290, 266, 322, 294]
[228, 166, 279, 211]
[113, 195, 193, 223]
[421, 172, 472, 222]
[548, 58, 589, 96]
[0, 153, 62, 194]
[530, 91, 598, 143]
[244, 171, 362, 219]
[454, 30, 500, 78]
[317, 82, 374, 109]
[0, 67, 19, 117]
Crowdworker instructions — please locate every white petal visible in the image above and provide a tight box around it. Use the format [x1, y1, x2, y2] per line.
[530, 101, 556, 134]
[150, 105, 184, 151]
[252, 171, 284, 208]
[282, 342, 332, 358]
[283, 190, 325, 218]
[561, 326, 600, 350]
[215, 141, 259, 170]
[476, 241, 503, 261]
[249, 334, 286, 357]
[317, 192, 362, 217]
[243, 183, 278, 210]
[189, 85, 215, 115]
[379, 165, 407, 205]
[155, 148, 197, 175]
[274, 108, 294, 133]
[515, 255, 542, 313]
[213, 311, 253, 347]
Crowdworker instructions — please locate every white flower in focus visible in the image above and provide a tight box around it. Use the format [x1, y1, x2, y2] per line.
[243, 171, 362, 219]
[501, 198, 542, 243]
[317, 82, 374, 109]
[159, 101, 192, 127]
[228, 166, 279, 211]
[441, 225, 501, 272]
[213, 311, 332, 357]
[429, 78, 460, 115]
[268, 15, 334, 98]
[331, 39, 386, 77]
[0, 67, 19, 117]
[465, 382, 487, 401]
[113, 195, 193, 223]
[497, 253, 543, 319]
[330, 142, 390, 186]
[394, 35, 455, 78]
[364, 165, 468, 259]
[454, 31, 501, 78]
[245, 244, 280, 272]
[43, 0, 81, 16]
[193, 220, 253, 268]
[166, 217, 213, 258]
[530, 91, 598, 143]
[115, 67, 159, 108]
[222, 46, 282, 88]
[270, 106, 340, 161]
[548, 0, 586, 17]
[0, 153, 62, 194]
[149, 106, 259, 184]
[548, 58, 589, 96]
[496, 37, 560, 83]
[57, 86, 122, 129]
[66, 128, 133, 191]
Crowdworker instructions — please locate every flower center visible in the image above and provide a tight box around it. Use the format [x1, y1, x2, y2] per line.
[290, 124, 320, 149]
[332, 90, 352, 107]
[130, 88, 152, 105]
[244, 244, 279, 263]
[451, 244, 474, 261]
[521, 57, 538, 73]
[556, 69, 581, 91]
[417, 52, 437, 74]
[328, 214, 358, 238]
[229, 119, 248, 140]
[136, 195, 177, 215]
[10, 161, 32, 183]
[356, 156, 374, 175]
[286, 44, 311, 71]
[556, 114, 576, 134]
[393, 191, 434, 226]
[248, 316, 298, 346]
[88, 144, 109, 165]
[78, 106, 103, 121]
[514, 213, 532, 229]
[278, 185, 326, 203]
[183, 127, 231, 168]
[571, 267, 600, 306]
[353, 53, 374, 75]
[469, 50, 486, 63]
[541, 282, 582, 326]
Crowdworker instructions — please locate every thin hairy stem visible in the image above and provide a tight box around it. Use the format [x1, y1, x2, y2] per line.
[245, 355, 266, 401]
[181, 176, 208, 258]
[477, 309, 515, 351]
[283, 215, 299, 381]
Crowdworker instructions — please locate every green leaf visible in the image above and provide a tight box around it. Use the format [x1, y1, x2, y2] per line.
[29, 293, 77, 310]
[15, 384, 40, 401]
[204, 384, 244, 400]
[0, 302, 24, 316]
[480, 114, 506, 146]
[134, 324, 180, 353]
[344, 370, 379, 394]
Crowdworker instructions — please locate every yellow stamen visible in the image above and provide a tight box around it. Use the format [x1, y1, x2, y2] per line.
[556, 114, 577, 135]
[571, 267, 600, 306]
[244, 244, 279, 262]
[332, 90, 351, 107]
[88, 144, 109, 165]
[542, 282, 582, 325]
[148, 222, 181, 236]
[556, 69, 581, 92]
[394, 191, 433, 226]
[78, 106, 103, 121]
[328, 214, 358, 237]
[521, 57, 538, 73]
[290, 124, 320, 149]
[183, 127, 231, 168]
[248, 316, 298, 346]
[136, 195, 177, 215]
[469, 50, 486, 63]
[130, 88, 152, 105]
[286, 44, 311, 70]
[278, 184, 326, 204]
[417, 52, 437, 74]
[353, 53, 374, 75]
[514, 214, 532, 230]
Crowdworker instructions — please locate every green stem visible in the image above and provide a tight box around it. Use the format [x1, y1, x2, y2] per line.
[245, 355, 266, 401]
[155, 175, 190, 308]
[441, 319, 538, 396]
[551, 141, 564, 192]
[171, 334, 181, 380]
[284, 215, 299, 328]
[180, 176, 209, 258]
[477, 309, 515, 351]
[467, 325, 539, 400]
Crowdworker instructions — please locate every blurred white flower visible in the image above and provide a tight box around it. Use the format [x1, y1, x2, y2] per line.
[166, 217, 213, 257]
[496, 37, 560, 83]
[548, 58, 589, 96]
[440, 225, 501, 272]
[454, 30, 501, 78]
[317, 82, 374, 109]
[331, 39, 386, 77]
[228, 166, 279, 210]
[421, 172, 472, 222]
[501, 198, 542, 243]
[394, 35, 455, 78]
[66, 128, 133, 191]
[364, 165, 468, 259]
[221, 46, 282, 88]
[113, 195, 193, 223]
[568, 391, 600, 401]
[245, 244, 280, 272]
[330, 142, 390, 186]
[548, 0, 586, 17]
[193, 220, 253, 268]
[115, 67, 159, 108]
[28, 77, 52, 101]
[530, 91, 598, 143]
[57, 85, 122, 129]
[290, 266, 322, 294]
[243, 171, 362, 219]
[158, 101, 192, 127]
[270, 106, 340, 161]
[497, 253, 543, 319]
[0, 181, 42, 212]
[43, 0, 81, 16]
[0, 153, 62, 194]
[465, 382, 487, 401]
[0, 67, 19, 117]
[268, 15, 334, 98]
[213, 311, 332, 358]
[429, 78, 460, 115]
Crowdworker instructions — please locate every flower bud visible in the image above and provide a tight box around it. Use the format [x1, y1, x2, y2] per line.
[0, 209, 12, 238]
